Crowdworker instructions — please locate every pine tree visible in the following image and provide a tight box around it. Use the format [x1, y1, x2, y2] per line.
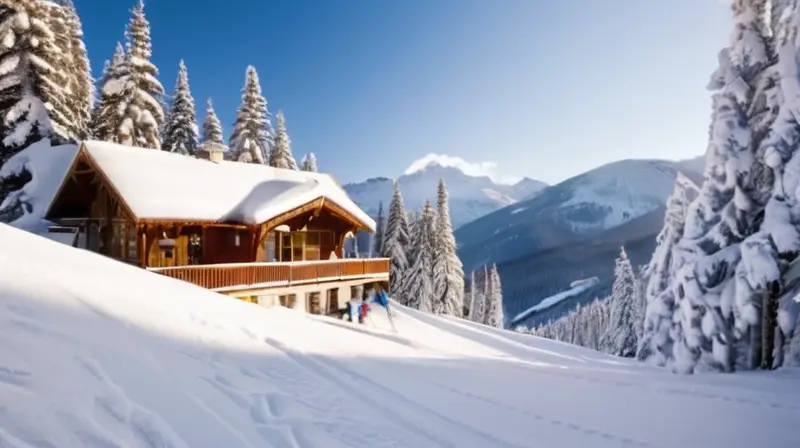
[404, 201, 436, 312]
[256, 93, 274, 164]
[372, 201, 385, 258]
[200, 99, 226, 153]
[230, 66, 269, 164]
[432, 178, 465, 316]
[201, 99, 224, 146]
[484, 264, 504, 328]
[602, 247, 638, 357]
[117, 0, 165, 149]
[381, 182, 410, 304]
[669, 0, 771, 373]
[62, 0, 92, 140]
[0, 0, 76, 151]
[468, 269, 486, 323]
[270, 110, 299, 169]
[300, 153, 318, 172]
[352, 234, 360, 258]
[482, 265, 493, 323]
[638, 173, 699, 364]
[90, 42, 128, 141]
[161, 60, 198, 155]
[747, 0, 800, 370]
[633, 264, 648, 343]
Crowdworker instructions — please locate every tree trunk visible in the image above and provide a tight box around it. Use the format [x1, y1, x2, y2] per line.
[760, 281, 780, 370]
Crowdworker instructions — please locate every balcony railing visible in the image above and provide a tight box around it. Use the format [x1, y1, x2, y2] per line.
[148, 258, 390, 292]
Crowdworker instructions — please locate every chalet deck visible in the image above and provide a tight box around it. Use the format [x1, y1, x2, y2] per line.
[148, 258, 389, 313]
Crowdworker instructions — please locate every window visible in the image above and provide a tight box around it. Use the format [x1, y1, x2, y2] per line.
[265, 232, 276, 261]
[304, 231, 321, 261]
[280, 232, 292, 262]
[127, 225, 137, 262]
[276, 231, 335, 261]
[292, 232, 304, 261]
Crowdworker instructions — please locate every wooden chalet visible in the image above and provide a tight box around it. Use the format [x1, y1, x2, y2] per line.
[44, 141, 388, 313]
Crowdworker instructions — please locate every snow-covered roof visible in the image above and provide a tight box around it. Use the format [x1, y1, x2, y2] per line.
[50, 141, 375, 231]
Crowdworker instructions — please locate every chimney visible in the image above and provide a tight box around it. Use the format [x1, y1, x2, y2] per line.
[198, 141, 228, 163]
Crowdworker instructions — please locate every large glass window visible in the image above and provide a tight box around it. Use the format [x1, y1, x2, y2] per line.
[292, 232, 305, 261]
[276, 230, 334, 262]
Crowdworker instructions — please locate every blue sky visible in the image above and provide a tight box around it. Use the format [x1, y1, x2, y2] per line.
[74, 0, 731, 185]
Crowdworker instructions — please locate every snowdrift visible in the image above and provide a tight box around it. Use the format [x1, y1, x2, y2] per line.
[0, 223, 799, 447]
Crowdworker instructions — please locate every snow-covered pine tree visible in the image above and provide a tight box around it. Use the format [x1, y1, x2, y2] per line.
[381, 181, 410, 304]
[90, 42, 128, 141]
[670, 0, 771, 373]
[481, 265, 492, 323]
[44, 0, 91, 140]
[404, 201, 436, 312]
[372, 201, 385, 258]
[638, 173, 699, 364]
[256, 94, 274, 164]
[432, 178, 465, 317]
[749, 0, 800, 369]
[468, 269, 486, 323]
[62, 0, 93, 140]
[484, 263, 504, 328]
[633, 264, 648, 344]
[601, 247, 638, 357]
[533, 297, 612, 352]
[161, 60, 198, 155]
[118, 0, 165, 149]
[300, 153, 318, 172]
[270, 110, 299, 169]
[0, 0, 76, 150]
[352, 234, 360, 258]
[201, 99, 225, 149]
[230, 66, 269, 164]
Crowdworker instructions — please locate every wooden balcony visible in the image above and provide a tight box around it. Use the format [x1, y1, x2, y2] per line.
[148, 258, 390, 293]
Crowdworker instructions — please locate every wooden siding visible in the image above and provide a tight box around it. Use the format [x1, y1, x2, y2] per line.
[201, 227, 256, 264]
[149, 258, 390, 291]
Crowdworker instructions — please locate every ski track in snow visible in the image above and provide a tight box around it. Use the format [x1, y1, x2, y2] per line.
[426, 380, 650, 447]
[431, 310, 800, 413]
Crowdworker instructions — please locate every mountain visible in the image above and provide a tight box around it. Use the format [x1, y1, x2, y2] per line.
[503, 176, 549, 201]
[676, 155, 705, 176]
[455, 158, 705, 273]
[500, 207, 667, 327]
[0, 223, 794, 448]
[455, 158, 705, 326]
[343, 162, 548, 230]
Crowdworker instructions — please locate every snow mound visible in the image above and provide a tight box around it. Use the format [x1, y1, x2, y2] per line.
[0, 224, 798, 447]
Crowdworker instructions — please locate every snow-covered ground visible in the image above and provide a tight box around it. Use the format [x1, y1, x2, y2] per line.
[1, 223, 799, 448]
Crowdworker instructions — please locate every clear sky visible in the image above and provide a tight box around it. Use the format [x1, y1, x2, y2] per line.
[74, 0, 731, 185]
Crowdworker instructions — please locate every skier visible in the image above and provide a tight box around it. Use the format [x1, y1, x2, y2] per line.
[359, 297, 370, 324]
[347, 297, 361, 323]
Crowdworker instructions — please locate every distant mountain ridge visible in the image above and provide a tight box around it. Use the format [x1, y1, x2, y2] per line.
[343, 162, 548, 230]
[454, 158, 705, 272]
[452, 156, 705, 327]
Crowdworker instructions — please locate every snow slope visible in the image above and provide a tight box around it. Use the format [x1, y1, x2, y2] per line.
[1, 223, 798, 448]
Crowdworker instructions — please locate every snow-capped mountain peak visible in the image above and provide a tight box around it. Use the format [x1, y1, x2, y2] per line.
[344, 163, 548, 229]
